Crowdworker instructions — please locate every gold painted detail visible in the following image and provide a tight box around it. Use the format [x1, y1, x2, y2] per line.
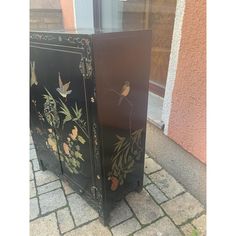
[59, 126, 86, 174]
[43, 89, 60, 128]
[108, 128, 143, 191]
[40, 88, 88, 174]
[79, 57, 92, 79]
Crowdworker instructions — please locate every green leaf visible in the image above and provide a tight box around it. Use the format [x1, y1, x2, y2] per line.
[59, 99, 72, 125]
[65, 163, 74, 173]
[127, 159, 134, 170]
[71, 158, 77, 167]
[72, 103, 82, 120]
[116, 135, 124, 141]
[77, 135, 86, 144]
[75, 151, 85, 161]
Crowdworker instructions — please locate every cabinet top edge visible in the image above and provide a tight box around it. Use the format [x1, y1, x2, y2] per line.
[30, 28, 151, 37]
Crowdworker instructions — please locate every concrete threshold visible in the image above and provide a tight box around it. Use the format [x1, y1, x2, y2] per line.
[145, 120, 206, 207]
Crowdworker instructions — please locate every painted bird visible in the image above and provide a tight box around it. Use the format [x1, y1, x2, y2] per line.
[56, 72, 72, 98]
[30, 61, 38, 86]
[118, 81, 130, 106]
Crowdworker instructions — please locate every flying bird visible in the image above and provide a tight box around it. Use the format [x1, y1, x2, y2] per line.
[118, 81, 130, 106]
[30, 61, 38, 86]
[56, 72, 72, 98]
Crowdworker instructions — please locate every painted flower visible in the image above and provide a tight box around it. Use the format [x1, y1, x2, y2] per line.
[69, 126, 78, 140]
[63, 142, 70, 155]
[48, 137, 57, 152]
[48, 128, 52, 133]
[110, 176, 119, 191]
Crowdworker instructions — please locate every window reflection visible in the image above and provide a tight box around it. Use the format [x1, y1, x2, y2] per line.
[30, 0, 177, 96]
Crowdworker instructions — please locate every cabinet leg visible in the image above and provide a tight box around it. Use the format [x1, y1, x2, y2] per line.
[136, 186, 143, 193]
[98, 210, 110, 226]
[136, 180, 143, 193]
[39, 159, 47, 171]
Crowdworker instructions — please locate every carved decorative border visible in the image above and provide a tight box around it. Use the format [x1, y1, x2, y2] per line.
[30, 32, 92, 79]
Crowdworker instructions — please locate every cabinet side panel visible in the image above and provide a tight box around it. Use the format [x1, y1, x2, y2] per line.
[93, 31, 152, 203]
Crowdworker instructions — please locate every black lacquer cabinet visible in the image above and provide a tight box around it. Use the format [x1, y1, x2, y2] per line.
[30, 29, 151, 225]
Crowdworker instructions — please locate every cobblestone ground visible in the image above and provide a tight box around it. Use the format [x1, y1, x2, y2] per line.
[30, 137, 206, 236]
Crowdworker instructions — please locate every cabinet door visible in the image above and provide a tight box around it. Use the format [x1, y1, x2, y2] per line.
[30, 55, 62, 176]
[30, 33, 96, 195]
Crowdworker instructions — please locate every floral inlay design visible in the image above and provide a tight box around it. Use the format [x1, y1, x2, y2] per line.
[46, 128, 58, 153]
[107, 81, 144, 191]
[43, 89, 60, 128]
[60, 126, 86, 174]
[108, 129, 143, 191]
[33, 87, 88, 174]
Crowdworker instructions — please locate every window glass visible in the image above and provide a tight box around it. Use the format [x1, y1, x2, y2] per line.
[30, 0, 177, 96]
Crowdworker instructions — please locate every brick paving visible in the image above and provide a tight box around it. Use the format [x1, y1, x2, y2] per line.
[30, 140, 206, 236]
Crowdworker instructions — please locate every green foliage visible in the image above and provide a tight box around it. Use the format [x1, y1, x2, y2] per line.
[59, 99, 72, 126]
[43, 88, 60, 128]
[41, 90, 89, 174]
[78, 135, 86, 144]
[109, 128, 143, 187]
[72, 103, 82, 121]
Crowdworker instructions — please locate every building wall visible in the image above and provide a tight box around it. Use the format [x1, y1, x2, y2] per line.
[30, 9, 63, 30]
[167, 0, 206, 163]
[30, 0, 63, 31]
[60, 0, 76, 30]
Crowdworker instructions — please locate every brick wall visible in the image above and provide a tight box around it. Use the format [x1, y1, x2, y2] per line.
[30, 9, 64, 31]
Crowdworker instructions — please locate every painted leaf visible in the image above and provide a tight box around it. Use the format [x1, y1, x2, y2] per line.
[75, 151, 84, 161]
[78, 135, 86, 144]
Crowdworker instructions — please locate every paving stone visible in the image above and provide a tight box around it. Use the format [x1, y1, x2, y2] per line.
[35, 170, 59, 186]
[62, 180, 75, 195]
[64, 219, 112, 236]
[30, 148, 37, 160]
[30, 212, 60, 236]
[30, 135, 33, 143]
[145, 183, 168, 204]
[30, 198, 39, 220]
[143, 174, 151, 186]
[134, 216, 182, 236]
[126, 189, 164, 225]
[161, 192, 204, 225]
[32, 159, 40, 171]
[144, 158, 162, 174]
[67, 193, 98, 226]
[111, 218, 141, 236]
[149, 169, 185, 199]
[39, 189, 67, 214]
[181, 223, 196, 236]
[57, 207, 75, 234]
[192, 214, 206, 236]
[30, 143, 35, 149]
[37, 180, 61, 195]
[30, 180, 36, 198]
[109, 200, 133, 227]
[30, 162, 34, 180]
